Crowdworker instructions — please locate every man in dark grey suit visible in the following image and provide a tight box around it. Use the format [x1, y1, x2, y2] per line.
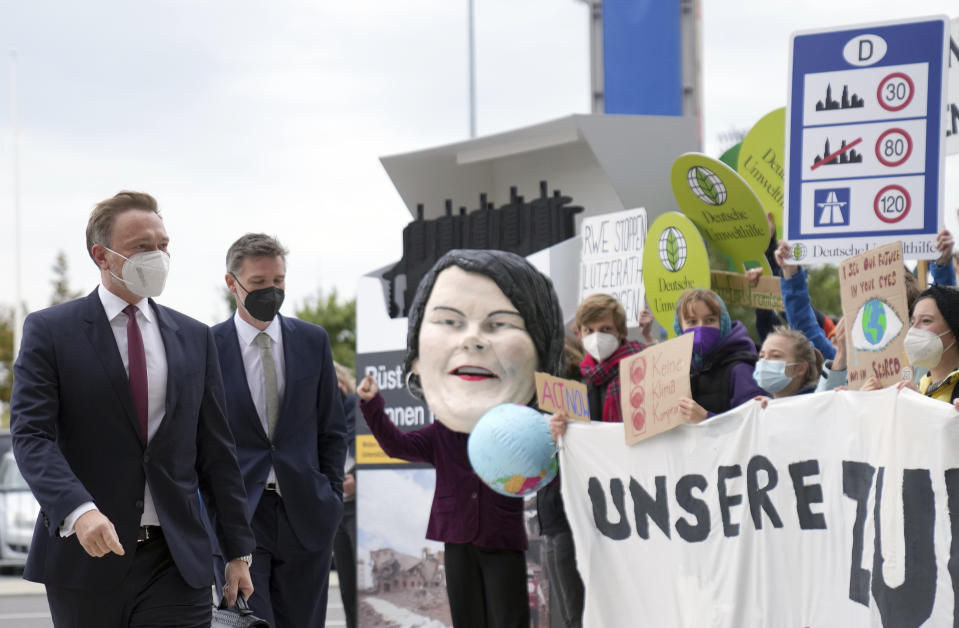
[212, 233, 346, 628]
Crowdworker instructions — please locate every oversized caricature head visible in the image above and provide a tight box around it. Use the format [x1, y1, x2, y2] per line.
[403, 249, 565, 433]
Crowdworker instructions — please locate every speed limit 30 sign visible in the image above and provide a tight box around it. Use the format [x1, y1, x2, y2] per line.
[785, 16, 950, 264]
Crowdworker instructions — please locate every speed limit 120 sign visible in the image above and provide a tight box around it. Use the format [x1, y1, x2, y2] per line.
[785, 16, 949, 264]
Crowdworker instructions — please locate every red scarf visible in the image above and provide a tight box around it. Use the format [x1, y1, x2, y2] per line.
[579, 340, 646, 423]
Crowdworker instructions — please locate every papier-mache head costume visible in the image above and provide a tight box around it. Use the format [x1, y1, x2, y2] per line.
[402, 249, 566, 433]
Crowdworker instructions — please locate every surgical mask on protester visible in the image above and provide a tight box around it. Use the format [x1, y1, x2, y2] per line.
[685, 326, 721, 356]
[105, 248, 170, 298]
[232, 275, 285, 322]
[753, 359, 797, 394]
[582, 332, 619, 362]
[904, 327, 954, 369]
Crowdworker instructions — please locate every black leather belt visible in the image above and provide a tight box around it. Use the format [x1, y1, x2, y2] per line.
[264, 482, 279, 493]
[137, 525, 162, 544]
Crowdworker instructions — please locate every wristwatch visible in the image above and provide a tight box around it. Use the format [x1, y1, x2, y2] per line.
[232, 554, 253, 568]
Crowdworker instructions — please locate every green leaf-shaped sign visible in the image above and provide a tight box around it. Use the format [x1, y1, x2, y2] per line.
[738, 107, 785, 240]
[642, 212, 711, 337]
[670, 153, 771, 275]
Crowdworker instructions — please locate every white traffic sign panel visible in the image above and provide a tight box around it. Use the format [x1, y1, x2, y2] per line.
[785, 16, 950, 263]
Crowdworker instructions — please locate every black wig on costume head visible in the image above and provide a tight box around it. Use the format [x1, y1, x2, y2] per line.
[402, 249, 566, 397]
[913, 285, 959, 339]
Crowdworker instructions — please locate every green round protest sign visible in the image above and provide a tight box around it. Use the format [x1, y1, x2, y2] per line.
[670, 152, 771, 274]
[738, 107, 785, 240]
[642, 212, 711, 337]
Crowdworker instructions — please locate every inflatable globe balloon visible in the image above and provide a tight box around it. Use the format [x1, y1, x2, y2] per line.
[467, 403, 558, 498]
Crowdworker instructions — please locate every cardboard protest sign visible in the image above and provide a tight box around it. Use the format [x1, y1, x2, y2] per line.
[580, 208, 647, 326]
[619, 332, 693, 446]
[839, 241, 909, 389]
[642, 212, 710, 336]
[535, 372, 589, 422]
[671, 153, 772, 275]
[710, 270, 784, 311]
[738, 107, 785, 239]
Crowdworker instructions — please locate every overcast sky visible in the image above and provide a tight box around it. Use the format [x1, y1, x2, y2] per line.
[0, 1, 956, 325]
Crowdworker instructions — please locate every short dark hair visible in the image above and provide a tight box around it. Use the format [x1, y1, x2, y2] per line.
[85, 191, 160, 262]
[403, 249, 565, 396]
[225, 233, 288, 275]
[912, 285, 959, 339]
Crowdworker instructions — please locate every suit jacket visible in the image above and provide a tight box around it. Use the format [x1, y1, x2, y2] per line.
[10, 289, 255, 591]
[212, 314, 346, 552]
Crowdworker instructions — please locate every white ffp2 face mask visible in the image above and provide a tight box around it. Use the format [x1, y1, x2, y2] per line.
[105, 248, 170, 298]
[582, 332, 619, 362]
[903, 327, 954, 370]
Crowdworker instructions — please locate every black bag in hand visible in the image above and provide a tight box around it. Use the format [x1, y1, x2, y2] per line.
[211, 594, 271, 628]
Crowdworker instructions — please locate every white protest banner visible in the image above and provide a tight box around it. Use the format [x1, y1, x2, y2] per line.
[580, 208, 647, 326]
[560, 389, 959, 627]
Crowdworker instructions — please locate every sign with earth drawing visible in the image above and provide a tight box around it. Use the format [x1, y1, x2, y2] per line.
[738, 107, 786, 240]
[838, 240, 909, 389]
[670, 153, 772, 274]
[642, 211, 710, 337]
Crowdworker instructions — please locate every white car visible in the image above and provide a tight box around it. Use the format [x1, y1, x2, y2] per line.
[0, 451, 40, 567]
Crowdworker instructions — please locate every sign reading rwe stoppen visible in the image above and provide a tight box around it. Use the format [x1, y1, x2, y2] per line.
[785, 16, 950, 264]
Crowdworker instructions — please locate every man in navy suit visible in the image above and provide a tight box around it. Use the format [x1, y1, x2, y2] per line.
[11, 191, 255, 627]
[213, 233, 346, 627]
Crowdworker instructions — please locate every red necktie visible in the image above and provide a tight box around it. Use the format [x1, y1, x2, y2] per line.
[123, 305, 149, 443]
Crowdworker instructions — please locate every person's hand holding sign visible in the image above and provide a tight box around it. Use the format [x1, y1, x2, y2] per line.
[774, 240, 799, 279]
[677, 397, 708, 423]
[934, 229, 955, 267]
[549, 410, 570, 444]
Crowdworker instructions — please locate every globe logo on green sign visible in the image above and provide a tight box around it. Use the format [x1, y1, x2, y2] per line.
[686, 166, 727, 206]
[658, 227, 687, 272]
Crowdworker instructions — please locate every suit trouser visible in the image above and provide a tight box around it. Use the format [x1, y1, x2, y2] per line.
[444, 542, 529, 628]
[46, 534, 210, 628]
[332, 499, 357, 628]
[240, 489, 333, 628]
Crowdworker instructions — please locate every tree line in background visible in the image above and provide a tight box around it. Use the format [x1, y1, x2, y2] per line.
[1, 251, 357, 427]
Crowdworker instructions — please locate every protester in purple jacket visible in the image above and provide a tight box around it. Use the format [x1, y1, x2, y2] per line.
[673, 288, 768, 422]
[357, 249, 565, 628]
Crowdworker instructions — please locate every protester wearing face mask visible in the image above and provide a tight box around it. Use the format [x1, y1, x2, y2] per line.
[210, 234, 347, 628]
[673, 289, 767, 423]
[753, 327, 825, 401]
[894, 285, 959, 410]
[574, 294, 650, 423]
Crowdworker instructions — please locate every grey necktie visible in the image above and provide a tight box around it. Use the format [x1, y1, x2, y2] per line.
[255, 332, 279, 439]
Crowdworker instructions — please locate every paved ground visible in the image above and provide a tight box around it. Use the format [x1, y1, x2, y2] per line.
[0, 570, 347, 627]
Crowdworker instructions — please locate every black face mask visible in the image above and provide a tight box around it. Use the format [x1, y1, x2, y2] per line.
[233, 275, 285, 322]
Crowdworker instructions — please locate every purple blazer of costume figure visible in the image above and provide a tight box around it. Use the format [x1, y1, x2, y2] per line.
[360, 393, 526, 551]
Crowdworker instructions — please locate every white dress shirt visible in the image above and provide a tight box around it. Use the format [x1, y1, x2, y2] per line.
[233, 310, 285, 487]
[60, 285, 169, 536]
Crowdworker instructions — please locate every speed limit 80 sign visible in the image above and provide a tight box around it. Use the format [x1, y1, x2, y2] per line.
[785, 16, 950, 264]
